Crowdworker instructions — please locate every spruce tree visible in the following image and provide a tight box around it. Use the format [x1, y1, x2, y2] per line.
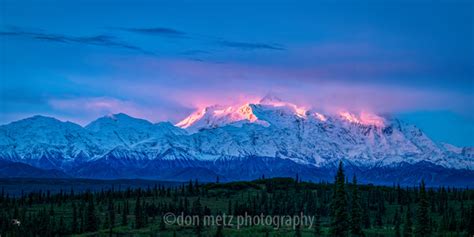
[350, 175, 364, 237]
[414, 180, 430, 237]
[403, 204, 413, 237]
[375, 206, 383, 227]
[227, 200, 232, 215]
[330, 161, 349, 237]
[58, 215, 66, 235]
[72, 202, 78, 233]
[394, 209, 401, 237]
[103, 214, 110, 229]
[193, 198, 203, 237]
[108, 197, 115, 236]
[362, 204, 370, 229]
[159, 216, 166, 231]
[134, 195, 144, 229]
[295, 222, 302, 237]
[85, 198, 98, 232]
[188, 180, 194, 195]
[79, 203, 85, 233]
[122, 202, 128, 226]
[468, 204, 474, 236]
[215, 221, 224, 237]
[313, 210, 322, 236]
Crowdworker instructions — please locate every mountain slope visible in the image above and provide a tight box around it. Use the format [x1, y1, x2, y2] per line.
[0, 115, 99, 169]
[0, 99, 472, 186]
[0, 160, 69, 178]
[86, 113, 186, 150]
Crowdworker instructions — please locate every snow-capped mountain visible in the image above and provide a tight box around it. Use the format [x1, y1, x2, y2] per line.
[86, 113, 186, 150]
[0, 98, 473, 186]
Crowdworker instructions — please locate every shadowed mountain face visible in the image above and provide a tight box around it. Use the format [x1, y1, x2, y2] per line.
[0, 100, 473, 186]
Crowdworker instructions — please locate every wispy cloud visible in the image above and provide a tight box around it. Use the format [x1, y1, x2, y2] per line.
[115, 27, 187, 38]
[47, 96, 190, 125]
[111, 25, 286, 51]
[180, 49, 211, 56]
[216, 40, 285, 51]
[0, 27, 154, 55]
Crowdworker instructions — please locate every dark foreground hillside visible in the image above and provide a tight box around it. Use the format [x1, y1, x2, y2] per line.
[0, 164, 473, 237]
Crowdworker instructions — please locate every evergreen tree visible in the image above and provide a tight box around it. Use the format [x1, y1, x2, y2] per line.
[58, 215, 66, 235]
[108, 197, 115, 236]
[49, 203, 54, 216]
[227, 200, 232, 215]
[122, 202, 128, 226]
[215, 221, 224, 237]
[295, 222, 302, 237]
[313, 210, 322, 236]
[375, 207, 383, 227]
[72, 202, 78, 233]
[188, 180, 194, 195]
[193, 198, 203, 237]
[394, 209, 401, 237]
[159, 216, 166, 231]
[468, 204, 474, 236]
[194, 179, 200, 195]
[134, 195, 144, 229]
[79, 203, 85, 233]
[362, 204, 370, 229]
[414, 180, 430, 237]
[350, 175, 364, 237]
[403, 205, 413, 237]
[330, 161, 350, 237]
[103, 213, 110, 229]
[85, 198, 98, 232]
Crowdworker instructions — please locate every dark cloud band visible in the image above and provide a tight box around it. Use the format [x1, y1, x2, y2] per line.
[0, 28, 154, 55]
[115, 27, 187, 38]
[216, 40, 285, 51]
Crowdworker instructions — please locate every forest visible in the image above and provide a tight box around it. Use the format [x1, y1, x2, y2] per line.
[0, 163, 473, 237]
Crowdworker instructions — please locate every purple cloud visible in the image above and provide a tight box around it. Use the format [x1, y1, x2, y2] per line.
[48, 56, 472, 125]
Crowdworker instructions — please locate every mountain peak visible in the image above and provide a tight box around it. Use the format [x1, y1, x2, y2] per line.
[85, 113, 152, 131]
[104, 113, 135, 120]
[176, 103, 259, 130]
[21, 115, 61, 123]
[175, 98, 392, 131]
[338, 111, 386, 127]
[176, 96, 312, 130]
[4, 115, 80, 129]
[259, 93, 283, 105]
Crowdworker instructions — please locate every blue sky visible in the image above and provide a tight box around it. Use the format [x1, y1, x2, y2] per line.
[0, 0, 473, 146]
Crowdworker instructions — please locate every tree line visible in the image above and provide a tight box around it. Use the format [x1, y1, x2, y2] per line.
[0, 162, 473, 236]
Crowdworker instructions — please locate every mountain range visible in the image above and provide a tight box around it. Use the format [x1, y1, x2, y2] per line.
[1, 96, 473, 186]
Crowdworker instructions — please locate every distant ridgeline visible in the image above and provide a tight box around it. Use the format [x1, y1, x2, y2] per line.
[0, 163, 473, 236]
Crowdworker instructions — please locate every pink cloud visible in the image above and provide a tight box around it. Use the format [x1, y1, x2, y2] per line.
[57, 55, 471, 124]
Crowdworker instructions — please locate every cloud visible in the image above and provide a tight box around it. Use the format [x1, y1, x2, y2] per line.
[180, 49, 212, 56]
[64, 53, 470, 120]
[48, 96, 177, 125]
[0, 27, 154, 55]
[2, 25, 286, 59]
[115, 27, 187, 38]
[49, 97, 141, 114]
[111, 25, 285, 51]
[216, 40, 285, 51]
[121, 58, 470, 117]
